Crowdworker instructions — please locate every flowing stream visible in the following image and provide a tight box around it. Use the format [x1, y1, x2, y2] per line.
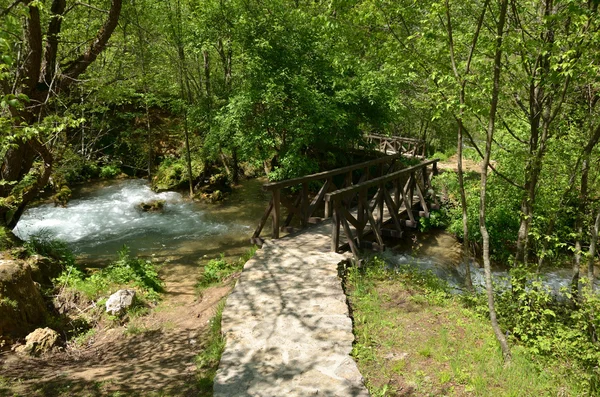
[383, 231, 592, 295]
[14, 179, 270, 263]
[13, 179, 586, 294]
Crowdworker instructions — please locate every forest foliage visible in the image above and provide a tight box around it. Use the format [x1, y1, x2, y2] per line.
[1, 0, 600, 376]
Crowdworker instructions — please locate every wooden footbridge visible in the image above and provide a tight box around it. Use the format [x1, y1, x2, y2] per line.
[214, 135, 437, 396]
[250, 134, 437, 260]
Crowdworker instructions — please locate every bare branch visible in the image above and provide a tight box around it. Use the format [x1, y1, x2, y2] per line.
[0, 0, 23, 18]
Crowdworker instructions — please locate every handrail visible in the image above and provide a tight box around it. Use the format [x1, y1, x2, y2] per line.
[325, 158, 439, 259]
[365, 134, 424, 144]
[262, 152, 403, 191]
[366, 134, 427, 157]
[251, 152, 406, 244]
[325, 159, 438, 201]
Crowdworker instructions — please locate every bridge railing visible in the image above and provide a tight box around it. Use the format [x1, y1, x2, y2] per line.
[250, 153, 407, 245]
[325, 159, 439, 259]
[366, 134, 426, 157]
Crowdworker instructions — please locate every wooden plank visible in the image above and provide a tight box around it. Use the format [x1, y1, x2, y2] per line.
[252, 198, 273, 239]
[301, 182, 309, 227]
[282, 194, 302, 227]
[325, 160, 438, 202]
[332, 201, 341, 252]
[414, 172, 430, 217]
[339, 205, 361, 231]
[340, 213, 360, 259]
[361, 195, 384, 248]
[381, 229, 402, 238]
[383, 188, 404, 235]
[307, 179, 330, 218]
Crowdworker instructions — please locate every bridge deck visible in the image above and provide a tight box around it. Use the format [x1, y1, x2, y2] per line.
[213, 219, 369, 396]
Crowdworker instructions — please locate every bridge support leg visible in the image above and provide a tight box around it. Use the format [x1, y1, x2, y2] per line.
[272, 189, 280, 239]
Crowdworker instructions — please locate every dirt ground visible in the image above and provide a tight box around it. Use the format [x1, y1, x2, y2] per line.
[0, 262, 231, 397]
[436, 154, 483, 174]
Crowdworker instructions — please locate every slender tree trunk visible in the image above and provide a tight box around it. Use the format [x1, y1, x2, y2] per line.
[444, 0, 487, 290]
[183, 112, 194, 197]
[480, 0, 511, 362]
[589, 210, 600, 292]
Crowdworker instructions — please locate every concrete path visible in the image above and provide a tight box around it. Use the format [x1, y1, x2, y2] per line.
[213, 221, 369, 396]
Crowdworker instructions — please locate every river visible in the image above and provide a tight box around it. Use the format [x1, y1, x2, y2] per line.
[13, 178, 584, 293]
[14, 178, 270, 263]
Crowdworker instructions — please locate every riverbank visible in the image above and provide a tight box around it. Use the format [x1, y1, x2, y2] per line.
[346, 257, 591, 396]
[0, 179, 269, 396]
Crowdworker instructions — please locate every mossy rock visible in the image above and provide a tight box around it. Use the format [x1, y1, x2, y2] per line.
[0, 227, 22, 251]
[27, 255, 63, 286]
[139, 200, 165, 212]
[0, 256, 48, 341]
[209, 173, 228, 187]
[52, 185, 72, 207]
[211, 190, 224, 202]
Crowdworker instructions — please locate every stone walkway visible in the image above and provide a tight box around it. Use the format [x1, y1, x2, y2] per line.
[213, 221, 369, 396]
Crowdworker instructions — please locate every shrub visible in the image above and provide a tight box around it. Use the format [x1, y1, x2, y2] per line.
[25, 231, 75, 266]
[198, 246, 257, 289]
[99, 164, 121, 179]
[200, 254, 235, 286]
[56, 245, 163, 301]
[431, 151, 449, 162]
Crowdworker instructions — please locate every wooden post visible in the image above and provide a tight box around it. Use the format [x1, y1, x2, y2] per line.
[378, 183, 384, 227]
[272, 188, 280, 239]
[332, 201, 340, 252]
[301, 182, 309, 227]
[325, 179, 332, 219]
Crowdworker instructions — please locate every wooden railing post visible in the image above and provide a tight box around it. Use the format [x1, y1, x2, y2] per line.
[331, 199, 340, 252]
[301, 182, 309, 227]
[272, 188, 280, 239]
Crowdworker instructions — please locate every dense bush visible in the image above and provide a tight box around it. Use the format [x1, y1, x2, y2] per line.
[432, 171, 521, 262]
[56, 246, 163, 301]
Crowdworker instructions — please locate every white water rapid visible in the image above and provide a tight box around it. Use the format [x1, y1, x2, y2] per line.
[14, 179, 248, 257]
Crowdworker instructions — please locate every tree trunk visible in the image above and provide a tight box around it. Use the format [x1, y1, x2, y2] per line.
[589, 210, 600, 292]
[480, 0, 511, 362]
[444, 0, 487, 290]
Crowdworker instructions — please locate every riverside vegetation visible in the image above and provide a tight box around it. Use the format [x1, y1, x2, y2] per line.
[2, 0, 600, 395]
[347, 256, 597, 396]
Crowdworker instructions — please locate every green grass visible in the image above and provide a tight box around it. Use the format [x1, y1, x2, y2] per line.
[347, 257, 586, 396]
[56, 245, 164, 302]
[197, 246, 258, 290]
[196, 300, 226, 396]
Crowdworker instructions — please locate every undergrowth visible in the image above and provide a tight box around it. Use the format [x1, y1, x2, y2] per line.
[347, 256, 588, 396]
[56, 245, 163, 302]
[197, 246, 257, 289]
[196, 300, 226, 396]
[25, 230, 75, 266]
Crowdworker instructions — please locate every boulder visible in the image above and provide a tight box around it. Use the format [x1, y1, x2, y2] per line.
[27, 254, 63, 286]
[139, 200, 165, 212]
[0, 256, 48, 341]
[105, 289, 136, 315]
[15, 327, 59, 356]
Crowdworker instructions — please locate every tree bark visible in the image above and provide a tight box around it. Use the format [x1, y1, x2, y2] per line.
[444, 0, 488, 290]
[589, 210, 600, 292]
[480, 0, 511, 362]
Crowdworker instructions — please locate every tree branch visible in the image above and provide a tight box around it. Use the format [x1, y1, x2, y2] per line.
[60, 0, 122, 88]
[0, 0, 23, 17]
[42, 0, 66, 85]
